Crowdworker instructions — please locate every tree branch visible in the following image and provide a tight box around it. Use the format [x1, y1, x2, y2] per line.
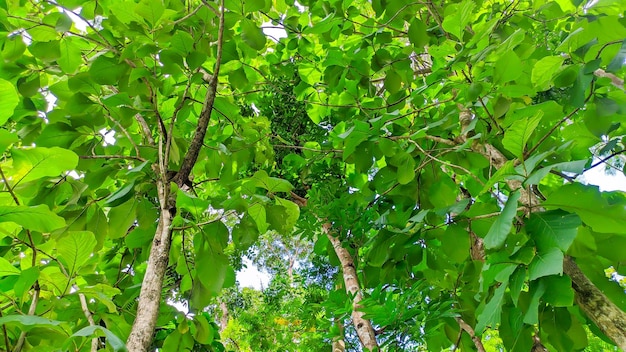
[173, 0, 225, 188]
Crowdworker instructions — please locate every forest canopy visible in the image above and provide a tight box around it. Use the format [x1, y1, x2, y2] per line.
[0, 0, 626, 351]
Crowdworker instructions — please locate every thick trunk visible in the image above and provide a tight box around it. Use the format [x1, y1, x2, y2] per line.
[325, 225, 378, 351]
[126, 178, 175, 352]
[563, 256, 626, 351]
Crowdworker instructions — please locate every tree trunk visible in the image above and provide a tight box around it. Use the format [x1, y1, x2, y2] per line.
[219, 299, 229, 333]
[563, 256, 626, 351]
[324, 224, 378, 351]
[126, 177, 175, 352]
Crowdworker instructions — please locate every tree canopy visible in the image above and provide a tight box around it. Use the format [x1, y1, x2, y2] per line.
[0, 0, 626, 351]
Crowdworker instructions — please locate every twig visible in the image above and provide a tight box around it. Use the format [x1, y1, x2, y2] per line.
[408, 139, 485, 186]
[0, 309, 11, 352]
[584, 149, 626, 172]
[172, 4, 204, 26]
[524, 107, 580, 159]
[79, 155, 146, 162]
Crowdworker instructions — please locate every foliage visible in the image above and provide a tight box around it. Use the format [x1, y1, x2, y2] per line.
[0, 0, 625, 351]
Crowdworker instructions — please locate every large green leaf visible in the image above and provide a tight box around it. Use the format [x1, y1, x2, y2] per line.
[71, 325, 128, 352]
[0, 257, 20, 276]
[0, 205, 65, 232]
[57, 231, 97, 275]
[484, 191, 521, 249]
[0, 315, 63, 331]
[248, 170, 293, 193]
[544, 184, 626, 234]
[241, 19, 267, 51]
[502, 112, 543, 159]
[0, 79, 19, 125]
[528, 247, 563, 281]
[531, 56, 565, 89]
[11, 147, 79, 184]
[475, 282, 507, 333]
[527, 211, 580, 252]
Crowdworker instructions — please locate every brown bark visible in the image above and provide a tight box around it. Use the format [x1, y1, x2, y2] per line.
[324, 224, 378, 351]
[563, 256, 626, 351]
[219, 300, 229, 333]
[126, 177, 175, 352]
[456, 317, 486, 352]
[126, 3, 225, 350]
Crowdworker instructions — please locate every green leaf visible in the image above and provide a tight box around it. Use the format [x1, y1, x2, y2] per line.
[11, 147, 79, 184]
[89, 56, 127, 85]
[107, 200, 137, 239]
[0, 205, 65, 232]
[274, 197, 300, 233]
[475, 282, 507, 333]
[396, 154, 416, 185]
[162, 330, 194, 352]
[1, 35, 26, 62]
[384, 69, 402, 94]
[528, 247, 563, 280]
[241, 19, 267, 51]
[58, 38, 82, 74]
[527, 211, 581, 252]
[0, 315, 63, 331]
[484, 191, 521, 249]
[135, 0, 164, 26]
[531, 56, 564, 89]
[494, 51, 522, 84]
[607, 39, 626, 73]
[249, 170, 293, 193]
[502, 112, 543, 159]
[193, 314, 214, 344]
[541, 275, 574, 307]
[0, 78, 19, 125]
[57, 231, 97, 275]
[0, 257, 20, 276]
[71, 325, 128, 352]
[248, 202, 268, 233]
[480, 160, 517, 194]
[104, 181, 136, 207]
[544, 183, 626, 234]
[442, 0, 476, 39]
[408, 18, 428, 49]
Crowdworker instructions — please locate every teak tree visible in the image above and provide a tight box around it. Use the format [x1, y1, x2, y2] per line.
[0, 0, 625, 351]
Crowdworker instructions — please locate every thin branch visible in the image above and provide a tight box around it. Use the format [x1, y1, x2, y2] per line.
[594, 68, 625, 91]
[45, 0, 117, 53]
[0, 309, 11, 352]
[76, 287, 99, 352]
[134, 114, 156, 145]
[173, 0, 225, 187]
[273, 144, 342, 153]
[524, 107, 581, 159]
[14, 231, 39, 352]
[172, 4, 204, 26]
[408, 139, 485, 186]
[200, 0, 220, 16]
[0, 165, 19, 205]
[584, 149, 626, 172]
[172, 210, 236, 231]
[101, 109, 142, 158]
[79, 155, 147, 162]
